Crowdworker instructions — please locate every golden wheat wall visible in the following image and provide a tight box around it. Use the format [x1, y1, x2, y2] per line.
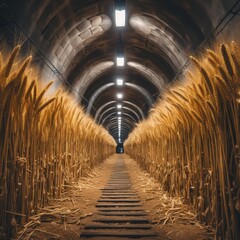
[125, 42, 240, 239]
[0, 46, 115, 238]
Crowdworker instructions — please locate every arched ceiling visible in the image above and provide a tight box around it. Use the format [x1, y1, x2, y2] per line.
[0, 0, 238, 142]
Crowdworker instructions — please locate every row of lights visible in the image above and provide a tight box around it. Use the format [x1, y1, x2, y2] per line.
[115, 0, 126, 143]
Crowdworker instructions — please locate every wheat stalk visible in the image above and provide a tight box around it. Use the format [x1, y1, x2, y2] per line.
[125, 42, 240, 240]
[0, 46, 115, 238]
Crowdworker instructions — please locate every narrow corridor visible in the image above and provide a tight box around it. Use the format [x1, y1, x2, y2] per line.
[80, 156, 158, 239]
[1, 1, 240, 239]
[17, 155, 213, 240]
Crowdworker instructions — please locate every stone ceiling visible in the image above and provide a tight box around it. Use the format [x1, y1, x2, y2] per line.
[0, 0, 237, 142]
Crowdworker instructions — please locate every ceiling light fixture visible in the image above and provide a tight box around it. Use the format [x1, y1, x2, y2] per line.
[117, 104, 122, 109]
[116, 78, 124, 86]
[115, 0, 126, 27]
[116, 57, 124, 66]
[118, 112, 122, 115]
[117, 93, 123, 99]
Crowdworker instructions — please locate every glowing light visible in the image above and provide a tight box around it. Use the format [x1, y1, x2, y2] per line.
[115, 9, 126, 27]
[117, 93, 123, 99]
[118, 112, 122, 115]
[117, 104, 122, 109]
[117, 78, 124, 86]
[116, 57, 124, 66]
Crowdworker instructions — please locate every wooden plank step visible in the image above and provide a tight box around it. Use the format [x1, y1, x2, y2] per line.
[110, 174, 129, 175]
[107, 179, 130, 181]
[104, 184, 131, 189]
[96, 203, 142, 207]
[101, 190, 135, 193]
[106, 182, 131, 184]
[101, 194, 137, 197]
[108, 179, 130, 181]
[98, 199, 140, 202]
[110, 173, 129, 175]
[101, 193, 137, 195]
[109, 177, 130, 179]
[106, 184, 131, 186]
[109, 177, 130, 178]
[100, 196, 138, 199]
[96, 211, 147, 216]
[109, 178, 130, 180]
[107, 183, 131, 185]
[96, 207, 145, 212]
[93, 217, 149, 224]
[101, 188, 132, 190]
[80, 230, 158, 238]
[84, 224, 152, 230]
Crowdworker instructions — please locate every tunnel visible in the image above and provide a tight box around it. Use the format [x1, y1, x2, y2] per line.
[0, 0, 240, 239]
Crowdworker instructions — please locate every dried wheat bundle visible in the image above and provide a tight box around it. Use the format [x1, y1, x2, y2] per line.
[0, 46, 115, 238]
[125, 42, 240, 240]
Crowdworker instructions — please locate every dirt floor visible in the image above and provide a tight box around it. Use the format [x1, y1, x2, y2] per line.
[17, 154, 214, 240]
[125, 155, 214, 240]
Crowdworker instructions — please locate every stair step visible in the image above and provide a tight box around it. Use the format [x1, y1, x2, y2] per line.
[96, 207, 145, 212]
[80, 230, 158, 238]
[96, 203, 142, 207]
[80, 157, 158, 239]
[102, 189, 134, 191]
[101, 191, 136, 194]
[101, 188, 132, 190]
[102, 193, 137, 196]
[101, 196, 138, 199]
[107, 180, 130, 182]
[98, 199, 140, 202]
[93, 217, 149, 224]
[96, 211, 147, 216]
[84, 224, 152, 230]
[104, 185, 131, 187]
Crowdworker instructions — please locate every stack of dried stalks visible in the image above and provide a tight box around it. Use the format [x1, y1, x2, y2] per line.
[125, 42, 240, 239]
[0, 46, 115, 238]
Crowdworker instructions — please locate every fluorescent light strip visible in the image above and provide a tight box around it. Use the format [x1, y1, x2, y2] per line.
[117, 93, 123, 99]
[115, 9, 126, 27]
[116, 57, 124, 66]
[117, 78, 123, 86]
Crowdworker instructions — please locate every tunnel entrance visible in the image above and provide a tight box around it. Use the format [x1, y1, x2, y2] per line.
[116, 143, 124, 154]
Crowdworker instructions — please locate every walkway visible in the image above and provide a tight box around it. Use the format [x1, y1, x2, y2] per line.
[80, 156, 158, 239]
[17, 155, 213, 240]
